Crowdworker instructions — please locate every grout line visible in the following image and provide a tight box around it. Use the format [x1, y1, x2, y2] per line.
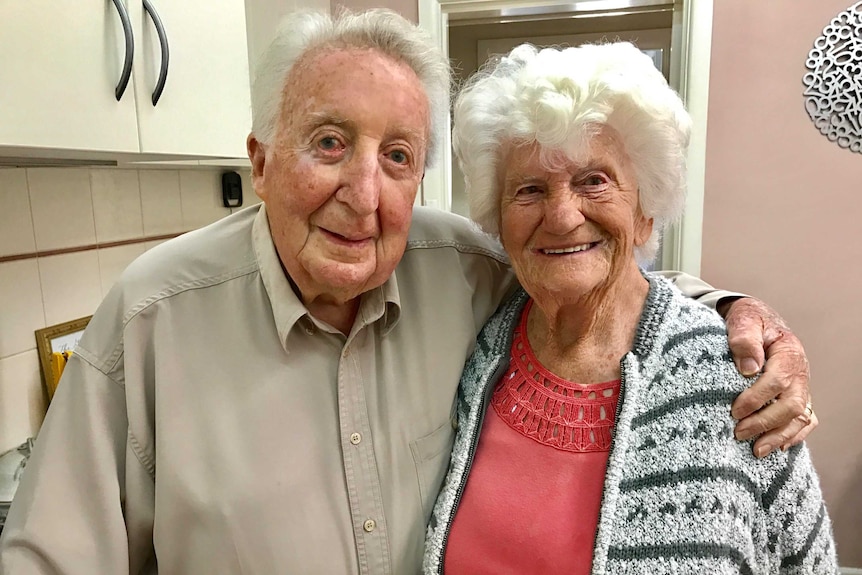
[135, 169, 146, 237]
[24, 168, 49, 330]
[88, 168, 98, 244]
[89, 168, 103, 298]
[23, 168, 38, 255]
[0, 347, 38, 362]
[175, 170, 187, 231]
[0, 233, 184, 264]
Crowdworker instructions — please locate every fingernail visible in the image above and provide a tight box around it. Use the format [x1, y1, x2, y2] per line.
[735, 427, 753, 441]
[740, 358, 759, 376]
[755, 444, 773, 458]
[781, 444, 788, 452]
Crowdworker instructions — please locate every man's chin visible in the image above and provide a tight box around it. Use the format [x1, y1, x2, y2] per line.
[315, 264, 388, 298]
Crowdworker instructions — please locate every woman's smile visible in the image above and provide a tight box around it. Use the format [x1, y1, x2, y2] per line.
[534, 241, 602, 256]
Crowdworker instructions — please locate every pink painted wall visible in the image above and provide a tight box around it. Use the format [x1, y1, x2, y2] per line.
[703, 0, 862, 566]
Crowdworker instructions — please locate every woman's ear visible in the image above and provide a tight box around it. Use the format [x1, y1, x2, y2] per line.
[634, 209, 654, 247]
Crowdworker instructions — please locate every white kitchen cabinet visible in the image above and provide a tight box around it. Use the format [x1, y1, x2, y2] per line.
[129, 0, 251, 158]
[0, 0, 252, 161]
[0, 0, 141, 155]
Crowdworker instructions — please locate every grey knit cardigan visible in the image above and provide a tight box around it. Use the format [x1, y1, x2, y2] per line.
[424, 274, 838, 574]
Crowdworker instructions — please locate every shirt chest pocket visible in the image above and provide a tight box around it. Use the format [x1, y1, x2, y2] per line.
[410, 415, 456, 522]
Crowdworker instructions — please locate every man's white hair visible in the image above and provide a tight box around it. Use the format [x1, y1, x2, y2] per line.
[453, 42, 692, 263]
[250, 9, 451, 168]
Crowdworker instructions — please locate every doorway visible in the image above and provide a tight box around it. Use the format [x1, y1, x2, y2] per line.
[418, 0, 714, 275]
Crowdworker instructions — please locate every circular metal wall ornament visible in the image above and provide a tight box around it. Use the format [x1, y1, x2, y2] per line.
[803, 1, 862, 154]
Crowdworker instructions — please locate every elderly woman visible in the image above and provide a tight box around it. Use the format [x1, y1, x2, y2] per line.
[424, 43, 837, 574]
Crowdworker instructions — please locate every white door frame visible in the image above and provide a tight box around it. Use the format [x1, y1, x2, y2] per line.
[417, 0, 712, 275]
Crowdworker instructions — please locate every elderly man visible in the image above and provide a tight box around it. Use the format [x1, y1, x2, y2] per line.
[0, 9, 814, 575]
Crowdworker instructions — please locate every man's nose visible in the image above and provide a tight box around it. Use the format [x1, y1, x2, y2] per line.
[336, 149, 381, 215]
[542, 191, 586, 234]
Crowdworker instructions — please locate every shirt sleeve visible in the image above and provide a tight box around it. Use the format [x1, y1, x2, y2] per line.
[0, 353, 155, 574]
[653, 270, 746, 310]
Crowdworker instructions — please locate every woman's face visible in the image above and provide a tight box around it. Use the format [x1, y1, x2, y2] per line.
[499, 127, 653, 306]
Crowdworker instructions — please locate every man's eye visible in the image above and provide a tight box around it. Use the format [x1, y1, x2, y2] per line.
[318, 136, 341, 151]
[517, 186, 542, 196]
[389, 150, 409, 164]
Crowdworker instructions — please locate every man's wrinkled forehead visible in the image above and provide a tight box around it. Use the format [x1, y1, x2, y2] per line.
[282, 45, 411, 102]
[279, 47, 431, 141]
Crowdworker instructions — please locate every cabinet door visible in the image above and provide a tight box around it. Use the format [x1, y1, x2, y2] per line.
[129, 0, 252, 158]
[0, 0, 140, 154]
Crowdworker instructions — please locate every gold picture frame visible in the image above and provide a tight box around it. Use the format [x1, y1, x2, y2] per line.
[34, 316, 91, 402]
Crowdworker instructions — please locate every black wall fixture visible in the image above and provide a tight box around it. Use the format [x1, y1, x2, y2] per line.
[222, 171, 243, 208]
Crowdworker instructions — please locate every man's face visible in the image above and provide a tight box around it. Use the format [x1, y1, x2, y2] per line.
[249, 48, 429, 307]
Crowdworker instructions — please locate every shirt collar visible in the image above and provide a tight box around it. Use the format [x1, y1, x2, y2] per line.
[368, 270, 401, 336]
[252, 205, 402, 348]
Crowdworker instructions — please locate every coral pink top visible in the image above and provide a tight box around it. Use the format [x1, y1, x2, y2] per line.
[444, 301, 620, 575]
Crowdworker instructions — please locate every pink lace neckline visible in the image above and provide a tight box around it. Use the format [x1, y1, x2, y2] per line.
[491, 300, 621, 453]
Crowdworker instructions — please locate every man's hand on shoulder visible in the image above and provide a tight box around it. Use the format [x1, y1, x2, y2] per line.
[717, 297, 816, 458]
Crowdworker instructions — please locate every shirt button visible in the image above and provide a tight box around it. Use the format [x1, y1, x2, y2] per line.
[363, 519, 376, 532]
[349, 432, 362, 445]
[301, 319, 315, 335]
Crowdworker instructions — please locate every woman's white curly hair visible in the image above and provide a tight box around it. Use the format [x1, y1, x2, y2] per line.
[453, 42, 692, 263]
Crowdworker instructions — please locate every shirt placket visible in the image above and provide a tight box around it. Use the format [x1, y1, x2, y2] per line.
[338, 326, 391, 575]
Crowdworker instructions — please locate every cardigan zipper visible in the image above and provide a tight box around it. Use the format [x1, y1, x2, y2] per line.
[613, 358, 627, 434]
[436, 358, 509, 575]
[589, 355, 629, 573]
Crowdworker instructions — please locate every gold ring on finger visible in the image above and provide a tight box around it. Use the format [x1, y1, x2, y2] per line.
[804, 401, 814, 423]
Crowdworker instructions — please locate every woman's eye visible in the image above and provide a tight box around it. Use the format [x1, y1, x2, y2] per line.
[583, 175, 606, 187]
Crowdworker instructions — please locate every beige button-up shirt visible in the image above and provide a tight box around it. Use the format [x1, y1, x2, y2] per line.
[0, 204, 726, 574]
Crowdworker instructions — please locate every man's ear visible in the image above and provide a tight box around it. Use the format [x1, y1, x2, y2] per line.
[247, 134, 267, 201]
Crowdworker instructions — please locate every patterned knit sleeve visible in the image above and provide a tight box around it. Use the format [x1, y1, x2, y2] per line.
[765, 443, 838, 574]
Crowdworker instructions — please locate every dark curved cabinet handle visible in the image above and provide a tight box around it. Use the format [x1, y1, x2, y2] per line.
[110, 0, 134, 101]
[143, 0, 169, 106]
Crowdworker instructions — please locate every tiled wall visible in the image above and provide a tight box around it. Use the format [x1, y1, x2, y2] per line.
[0, 166, 256, 454]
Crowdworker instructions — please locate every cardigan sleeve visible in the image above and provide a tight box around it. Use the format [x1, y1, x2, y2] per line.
[766, 444, 839, 574]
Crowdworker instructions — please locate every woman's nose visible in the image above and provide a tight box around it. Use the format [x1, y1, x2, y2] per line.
[542, 192, 586, 234]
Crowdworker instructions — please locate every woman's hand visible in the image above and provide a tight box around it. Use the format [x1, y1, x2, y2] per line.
[718, 297, 816, 458]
